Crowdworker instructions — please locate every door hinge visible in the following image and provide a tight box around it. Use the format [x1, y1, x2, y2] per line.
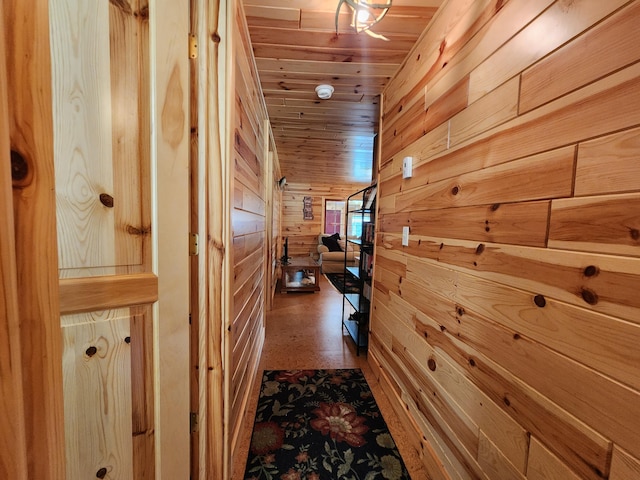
[190, 412, 199, 433]
[189, 233, 199, 256]
[189, 34, 198, 59]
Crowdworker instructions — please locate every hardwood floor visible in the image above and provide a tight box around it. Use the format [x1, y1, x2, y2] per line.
[231, 274, 429, 479]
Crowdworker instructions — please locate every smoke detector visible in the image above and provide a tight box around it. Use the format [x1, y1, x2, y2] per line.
[315, 84, 334, 100]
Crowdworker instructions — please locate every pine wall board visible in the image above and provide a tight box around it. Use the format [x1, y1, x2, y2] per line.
[228, 0, 270, 471]
[371, 1, 640, 479]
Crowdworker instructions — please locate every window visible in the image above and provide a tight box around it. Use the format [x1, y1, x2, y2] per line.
[324, 200, 344, 235]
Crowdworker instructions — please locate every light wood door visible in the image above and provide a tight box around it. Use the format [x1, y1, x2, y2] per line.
[51, 0, 191, 477]
[2, 0, 190, 477]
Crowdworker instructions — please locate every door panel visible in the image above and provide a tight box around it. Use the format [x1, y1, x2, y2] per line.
[51, 0, 147, 277]
[62, 314, 133, 478]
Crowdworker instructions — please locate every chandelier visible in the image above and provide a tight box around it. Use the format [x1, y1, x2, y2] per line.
[335, 0, 392, 39]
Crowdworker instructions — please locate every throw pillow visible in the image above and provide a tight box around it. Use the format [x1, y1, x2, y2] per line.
[322, 235, 342, 252]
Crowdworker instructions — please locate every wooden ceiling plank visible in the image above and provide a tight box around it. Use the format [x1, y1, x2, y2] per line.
[252, 44, 408, 64]
[248, 25, 419, 51]
[263, 93, 380, 105]
[258, 69, 391, 83]
[301, 9, 436, 36]
[244, 5, 300, 29]
[255, 57, 400, 77]
[244, 0, 440, 11]
[260, 81, 388, 96]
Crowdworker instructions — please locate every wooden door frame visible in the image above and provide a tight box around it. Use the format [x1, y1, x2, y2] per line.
[150, 0, 191, 477]
[2, 0, 66, 477]
[190, 0, 228, 478]
[0, 5, 29, 477]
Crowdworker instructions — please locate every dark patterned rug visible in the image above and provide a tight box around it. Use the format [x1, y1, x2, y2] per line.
[324, 272, 360, 294]
[243, 369, 411, 480]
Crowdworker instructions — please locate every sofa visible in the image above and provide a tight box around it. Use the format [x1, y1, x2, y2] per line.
[317, 233, 357, 274]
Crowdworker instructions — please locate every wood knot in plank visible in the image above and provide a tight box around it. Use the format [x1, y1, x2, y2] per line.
[11, 150, 32, 187]
[211, 32, 221, 43]
[533, 295, 546, 308]
[85, 346, 98, 358]
[99, 193, 114, 208]
[630, 228, 640, 241]
[580, 288, 598, 305]
[427, 358, 437, 371]
[583, 265, 599, 277]
[96, 467, 107, 478]
[127, 225, 151, 236]
[475, 243, 485, 254]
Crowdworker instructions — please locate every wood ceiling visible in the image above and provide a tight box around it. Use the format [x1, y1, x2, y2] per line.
[243, 0, 443, 186]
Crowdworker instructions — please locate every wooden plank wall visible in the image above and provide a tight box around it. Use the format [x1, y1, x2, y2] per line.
[229, 0, 270, 473]
[282, 182, 368, 259]
[371, 1, 640, 479]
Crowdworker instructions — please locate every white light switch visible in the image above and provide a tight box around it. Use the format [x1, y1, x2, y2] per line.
[402, 226, 410, 246]
[403, 156, 413, 179]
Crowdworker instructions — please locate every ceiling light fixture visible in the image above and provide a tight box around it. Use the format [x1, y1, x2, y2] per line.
[335, 0, 392, 40]
[315, 84, 335, 100]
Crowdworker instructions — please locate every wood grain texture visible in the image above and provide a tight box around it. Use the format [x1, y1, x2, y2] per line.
[227, 1, 268, 476]
[59, 273, 159, 315]
[130, 307, 155, 480]
[610, 445, 640, 480]
[152, 0, 190, 477]
[62, 315, 133, 479]
[469, 0, 629, 103]
[527, 437, 582, 480]
[4, 0, 67, 477]
[190, 0, 228, 477]
[520, 0, 640, 113]
[50, 0, 118, 272]
[575, 127, 640, 196]
[0, 7, 28, 476]
[549, 193, 640, 257]
[372, 1, 640, 478]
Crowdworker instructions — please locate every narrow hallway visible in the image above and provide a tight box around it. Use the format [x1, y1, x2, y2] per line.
[232, 275, 429, 479]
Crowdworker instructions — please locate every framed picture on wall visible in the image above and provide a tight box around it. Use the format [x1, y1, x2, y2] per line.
[303, 196, 313, 220]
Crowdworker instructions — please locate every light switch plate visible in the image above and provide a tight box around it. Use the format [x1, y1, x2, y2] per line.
[402, 226, 410, 246]
[403, 156, 413, 179]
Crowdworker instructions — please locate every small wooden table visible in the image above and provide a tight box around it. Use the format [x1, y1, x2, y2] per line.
[280, 257, 320, 293]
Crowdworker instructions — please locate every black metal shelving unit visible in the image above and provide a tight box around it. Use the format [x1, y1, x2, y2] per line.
[342, 184, 376, 355]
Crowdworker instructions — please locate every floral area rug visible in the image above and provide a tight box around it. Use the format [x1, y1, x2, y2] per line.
[243, 369, 411, 480]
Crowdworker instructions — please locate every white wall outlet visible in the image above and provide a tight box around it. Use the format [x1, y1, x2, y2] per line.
[403, 156, 413, 179]
[402, 226, 410, 246]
